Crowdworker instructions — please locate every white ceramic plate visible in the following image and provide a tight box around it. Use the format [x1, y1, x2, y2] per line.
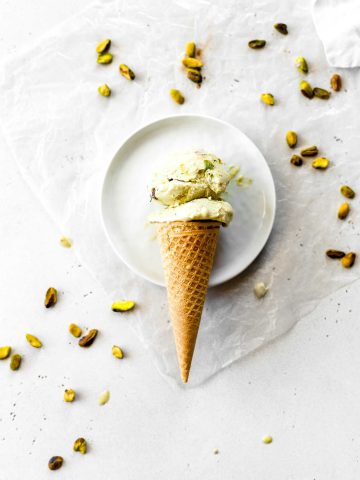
[101, 114, 276, 287]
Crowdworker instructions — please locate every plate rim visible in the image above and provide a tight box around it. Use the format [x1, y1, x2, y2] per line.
[100, 113, 276, 288]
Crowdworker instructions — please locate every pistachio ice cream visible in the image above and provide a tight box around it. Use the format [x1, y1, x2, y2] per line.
[148, 198, 233, 225]
[149, 150, 235, 224]
[150, 150, 233, 207]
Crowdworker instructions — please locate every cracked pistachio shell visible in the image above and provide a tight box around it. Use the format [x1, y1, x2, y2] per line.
[96, 38, 111, 54]
[185, 42, 196, 57]
[170, 89, 185, 104]
[286, 131, 297, 148]
[295, 56, 308, 74]
[338, 203, 350, 220]
[312, 157, 329, 170]
[97, 53, 113, 64]
[300, 80, 313, 99]
[260, 93, 274, 106]
[340, 185, 355, 199]
[0, 346, 11, 359]
[119, 64, 135, 80]
[341, 252, 356, 268]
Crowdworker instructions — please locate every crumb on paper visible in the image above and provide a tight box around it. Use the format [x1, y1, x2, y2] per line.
[254, 282, 268, 298]
[213, 448, 219, 455]
[262, 435, 273, 444]
[98, 389, 110, 406]
[60, 236, 72, 248]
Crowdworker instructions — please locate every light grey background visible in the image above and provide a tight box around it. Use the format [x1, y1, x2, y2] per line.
[1, 1, 360, 479]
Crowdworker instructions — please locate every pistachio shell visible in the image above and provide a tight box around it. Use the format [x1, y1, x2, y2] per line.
[48, 456, 63, 471]
[295, 56, 308, 74]
[274, 23, 288, 35]
[0, 346, 11, 359]
[286, 131, 297, 148]
[111, 300, 135, 312]
[98, 84, 111, 97]
[312, 157, 329, 170]
[313, 87, 331, 99]
[78, 329, 98, 347]
[338, 203, 350, 220]
[64, 388, 76, 402]
[96, 39, 111, 54]
[73, 437, 87, 454]
[44, 287, 57, 308]
[169, 89, 185, 104]
[112, 345, 124, 359]
[300, 146, 318, 157]
[330, 73, 342, 92]
[340, 185, 355, 199]
[10, 354, 21, 371]
[187, 69, 202, 84]
[326, 249, 345, 259]
[248, 39, 266, 49]
[290, 154, 303, 167]
[69, 323, 82, 338]
[182, 57, 203, 68]
[97, 53, 113, 64]
[260, 93, 275, 106]
[341, 252, 356, 268]
[300, 80, 313, 99]
[185, 42, 196, 57]
[119, 64, 135, 80]
[25, 333, 42, 348]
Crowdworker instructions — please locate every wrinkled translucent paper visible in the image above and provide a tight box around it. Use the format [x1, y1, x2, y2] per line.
[313, 0, 360, 68]
[1, 0, 360, 386]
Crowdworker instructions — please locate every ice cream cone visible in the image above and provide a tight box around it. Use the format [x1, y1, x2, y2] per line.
[156, 220, 220, 383]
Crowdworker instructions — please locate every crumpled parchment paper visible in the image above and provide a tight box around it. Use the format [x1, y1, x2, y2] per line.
[313, 0, 360, 68]
[0, 0, 359, 386]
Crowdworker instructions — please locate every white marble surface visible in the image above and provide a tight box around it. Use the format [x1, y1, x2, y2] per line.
[1, 1, 360, 478]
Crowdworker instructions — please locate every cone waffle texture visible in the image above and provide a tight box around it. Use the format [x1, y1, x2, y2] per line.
[156, 221, 220, 383]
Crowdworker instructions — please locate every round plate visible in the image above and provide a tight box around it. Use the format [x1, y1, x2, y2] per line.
[101, 114, 276, 287]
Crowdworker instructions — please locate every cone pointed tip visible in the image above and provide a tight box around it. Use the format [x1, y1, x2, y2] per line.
[181, 370, 189, 383]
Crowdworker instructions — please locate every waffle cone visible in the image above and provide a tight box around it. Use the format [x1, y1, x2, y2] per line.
[156, 221, 220, 383]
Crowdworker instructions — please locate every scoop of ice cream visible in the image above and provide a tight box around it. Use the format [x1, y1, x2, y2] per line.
[150, 150, 233, 206]
[149, 198, 233, 226]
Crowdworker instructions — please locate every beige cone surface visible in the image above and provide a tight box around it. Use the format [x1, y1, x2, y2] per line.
[156, 221, 220, 383]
